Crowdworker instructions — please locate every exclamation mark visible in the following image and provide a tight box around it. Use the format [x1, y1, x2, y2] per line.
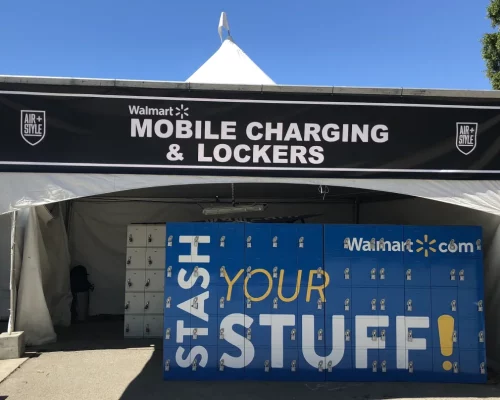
[438, 315, 455, 371]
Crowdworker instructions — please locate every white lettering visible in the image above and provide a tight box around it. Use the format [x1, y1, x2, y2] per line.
[221, 121, 237, 140]
[198, 143, 213, 162]
[176, 319, 209, 341]
[371, 125, 389, 143]
[176, 346, 208, 368]
[219, 313, 251, 368]
[214, 144, 232, 163]
[273, 145, 289, 163]
[234, 144, 251, 163]
[321, 124, 340, 142]
[154, 120, 174, 139]
[259, 314, 296, 368]
[290, 146, 307, 164]
[131, 119, 152, 138]
[355, 316, 388, 368]
[304, 123, 321, 141]
[308, 146, 324, 164]
[265, 123, 283, 141]
[396, 316, 429, 369]
[178, 235, 210, 263]
[246, 122, 263, 140]
[175, 120, 193, 138]
[177, 291, 210, 322]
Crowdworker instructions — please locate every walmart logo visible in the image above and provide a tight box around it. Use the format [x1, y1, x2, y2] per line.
[415, 235, 437, 257]
[344, 235, 479, 255]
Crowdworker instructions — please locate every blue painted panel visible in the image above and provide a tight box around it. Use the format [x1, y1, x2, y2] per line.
[351, 287, 378, 315]
[190, 315, 218, 347]
[404, 261, 431, 287]
[217, 314, 246, 350]
[432, 347, 460, 382]
[325, 286, 352, 317]
[452, 226, 482, 259]
[351, 258, 378, 287]
[405, 315, 433, 349]
[216, 346, 246, 380]
[164, 285, 192, 317]
[459, 349, 487, 383]
[377, 261, 404, 287]
[163, 345, 193, 380]
[243, 313, 269, 347]
[245, 284, 273, 316]
[324, 257, 351, 287]
[273, 259, 300, 287]
[378, 287, 404, 317]
[403, 226, 453, 261]
[458, 288, 484, 320]
[459, 318, 485, 349]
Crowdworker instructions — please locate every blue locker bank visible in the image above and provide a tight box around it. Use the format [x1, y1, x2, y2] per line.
[163, 223, 486, 382]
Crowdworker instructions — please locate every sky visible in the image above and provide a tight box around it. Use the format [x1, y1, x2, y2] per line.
[0, 0, 495, 89]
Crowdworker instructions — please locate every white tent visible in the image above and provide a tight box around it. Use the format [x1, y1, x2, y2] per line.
[2, 12, 500, 373]
[186, 12, 275, 85]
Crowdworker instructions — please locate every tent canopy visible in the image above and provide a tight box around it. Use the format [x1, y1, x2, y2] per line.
[186, 12, 275, 85]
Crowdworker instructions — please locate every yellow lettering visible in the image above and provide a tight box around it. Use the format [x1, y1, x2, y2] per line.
[223, 269, 244, 301]
[278, 269, 302, 302]
[305, 269, 330, 302]
[244, 268, 273, 301]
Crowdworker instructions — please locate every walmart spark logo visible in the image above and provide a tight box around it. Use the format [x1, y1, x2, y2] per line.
[416, 235, 436, 257]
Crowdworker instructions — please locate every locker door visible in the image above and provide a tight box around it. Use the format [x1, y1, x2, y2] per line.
[403, 226, 450, 262]
[125, 270, 145, 292]
[431, 288, 459, 355]
[325, 286, 351, 318]
[458, 288, 484, 320]
[404, 289, 433, 347]
[377, 261, 404, 287]
[353, 316, 382, 381]
[405, 347, 434, 382]
[378, 288, 404, 345]
[163, 315, 190, 360]
[297, 224, 323, 261]
[126, 248, 146, 269]
[144, 315, 163, 337]
[270, 347, 299, 381]
[270, 285, 298, 316]
[351, 258, 378, 288]
[376, 225, 403, 262]
[190, 223, 218, 264]
[324, 224, 377, 258]
[164, 283, 192, 318]
[351, 287, 378, 316]
[145, 270, 164, 292]
[459, 349, 487, 383]
[456, 259, 481, 289]
[378, 347, 403, 381]
[124, 315, 144, 337]
[146, 224, 166, 248]
[245, 345, 272, 381]
[298, 314, 326, 381]
[191, 345, 218, 380]
[127, 225, 147, 247]
[431, 287, 458, 320]
[404, 261, 431, 287]
[218, 283, 245, 315]
[432, 347, 460, 382]
[165, 223, 192, 255]
[146, 248, 166, 270]
[245, 224, 271, 258]
[163, 345, 192, 380]
[431, 261, 458, 287]
[217, 223, 245, 260]
[244, 297, 272, 347]
[459, 319, 485, 350]
[124, 292, 144, 314]
[324, 257, 351, 288]
[144, 292, 163, 314]
[217, 345, 245, 380]
[325, 316, 353, 381]
[269, 224, 297, 263]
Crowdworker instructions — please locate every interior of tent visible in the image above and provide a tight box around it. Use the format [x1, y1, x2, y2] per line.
[1, 183, 500, 371]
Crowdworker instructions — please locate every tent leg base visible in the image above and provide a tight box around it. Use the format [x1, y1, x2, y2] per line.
[0, 331, 25, 360]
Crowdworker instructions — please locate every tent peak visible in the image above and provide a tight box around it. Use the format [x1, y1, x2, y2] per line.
[218, 12, 231, 42]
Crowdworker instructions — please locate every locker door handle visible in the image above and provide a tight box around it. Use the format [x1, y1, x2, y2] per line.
[145, 279, 150, 287]
[125, 301, 130, 310]
[220, 236, 226, 247]
[126, 256, 131, 265]
[145, 324, 150, 333]
[144, 301, 149, 310]
[127, 279, 132, 287]
[148, 256, 152, 266]
[125, 324, 129, 333]
[128, 234, 133, 243]
[148, 234, 152, 243]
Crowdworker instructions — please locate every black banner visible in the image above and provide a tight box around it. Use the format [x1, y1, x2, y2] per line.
[1, 84, 500, 179]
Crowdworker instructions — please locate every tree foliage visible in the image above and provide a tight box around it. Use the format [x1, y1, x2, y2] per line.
[482, 0, 500, 89]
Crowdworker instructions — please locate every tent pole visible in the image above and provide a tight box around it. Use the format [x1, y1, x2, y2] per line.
[8, 210, 18, 335]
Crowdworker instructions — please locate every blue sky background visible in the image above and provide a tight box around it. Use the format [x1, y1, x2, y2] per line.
[0, 0, 495, 89]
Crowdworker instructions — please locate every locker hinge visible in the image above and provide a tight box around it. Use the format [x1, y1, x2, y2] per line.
[318, 360, 323, 372]
[148, 256, 152, 266]
[381, 360, 387, 373]
[379, 238, 385, 249]
[273, 297, 279, 309]
[192, 297, 198, 309]
[247, 328, 252, 340]
[459, 269, 465, 281]
[246, 236, 252, 248]
[408, 330, 413, 342]
[379, 268, 385, 280]
[128, 234, 133, 243]
[219, 359, 225, 371]
[380, 299, 386, 311]
[193, 266, 199, 278]
[316, 267, 323, 279]
[406, 269, 412, 281]
[167, 266, 172, 278]
[167, 235, 173, 247]
[220, 266, 225, 278]
[345, 329, 351, 342]
[144, 301, 149, 310]
[476, 239, 482, 251]
[264, 360, 270, 372]
[299, 237, 304, 248]
[344, 238, 350, 249]
[318, 329, 323, 341]
[148, 233, 152, 243]
[372, 360, 377, 372]
[344, 268, 350, 280]
[407, 299, 413, 312]
[450, 269, 456, 281]
[220, 297, 225, 309]
[291, 360, 297, 372]
[125, 301, 129, 310]
[193, 328, 198, 340]
[165, 328, 171, 340]
[126, 256, 131, 265]
[380, 329, 386, 341]
[327, 360, 333, 372]
[192, 359, 197, 371]
[408, 361, 414, 373]
[166, 297, 171, 308]
[317, 298, 323, 310]
[453, 362, 459, 374]
[451, 300, 457, 312]
[273, 266, 278, 279]
[370, 238, 376, 250]
[219, 328, 224, 340]
[272, 236, 278, 248]
[478, 300, 484, 312]
[372, 329, 377, 341]
[479, 331, 485, 343]
[246, 266, 252, 279]
[371, 268, 377, 280]
[220, 236, 225, 247]
[246, 299, 252, 309]
[371, 299, 377, 311]
[291, 328, 296, 341]
[449, 239, 457, 252]
[480, 362, 486, 374]
[344, 298, 350, 311]
[165, 359, 170, 372]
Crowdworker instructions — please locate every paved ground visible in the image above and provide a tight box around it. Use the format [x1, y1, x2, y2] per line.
[0, 358, 27, 384]
[1, 319, 500, 400]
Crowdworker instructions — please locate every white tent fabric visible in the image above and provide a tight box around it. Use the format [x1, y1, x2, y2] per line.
[3, 173, 500, 216]
[186, 14, 275, 87]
